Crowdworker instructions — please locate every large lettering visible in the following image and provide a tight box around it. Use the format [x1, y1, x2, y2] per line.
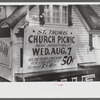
[23, 26, 77, 73]
[58, 36, 75, 43]
[28, 35, 55, 43]
[28, 35, 75, 44]
[32, 47, 67, 56]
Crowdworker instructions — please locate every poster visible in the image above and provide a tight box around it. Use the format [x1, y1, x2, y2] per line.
[0, 38, 13, 81]
[0, 38, 11, 68]
[23, 24, 77, 73]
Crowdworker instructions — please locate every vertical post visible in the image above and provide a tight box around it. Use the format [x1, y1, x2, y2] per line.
[89, 34, 94, 51]
[25, 5, 30, 21]
[68, 5, 73, 26]
[50, 5, 53, 24]
[39, 5, 45, 25]
[10, 29, 15, 82]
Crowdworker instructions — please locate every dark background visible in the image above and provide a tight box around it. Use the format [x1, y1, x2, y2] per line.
[0, 0, 99, 2]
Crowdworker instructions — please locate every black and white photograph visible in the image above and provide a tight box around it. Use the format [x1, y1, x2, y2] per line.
[0, 1, 100, 98]
[0, 3, 100, 82]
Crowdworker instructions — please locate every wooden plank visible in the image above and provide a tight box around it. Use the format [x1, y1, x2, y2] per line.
[15, 66, 100, 81]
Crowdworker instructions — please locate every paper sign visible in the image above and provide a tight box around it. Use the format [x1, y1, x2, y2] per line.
[0, 38, 11, 68]
[23, 25, 77, 73]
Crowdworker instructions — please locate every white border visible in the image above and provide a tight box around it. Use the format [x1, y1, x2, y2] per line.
[0, 2, 100, 98]
[0, 2, 100, 5]
[0, 82, 100, 98]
